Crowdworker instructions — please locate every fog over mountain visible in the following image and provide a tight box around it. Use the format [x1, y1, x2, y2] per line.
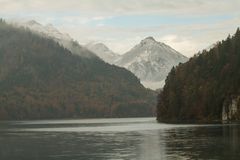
[12, 20, 96, 58]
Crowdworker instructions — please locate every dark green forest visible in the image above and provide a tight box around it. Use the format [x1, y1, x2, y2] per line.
[157, 28, 240, 122]
[0, 19, 156, 120]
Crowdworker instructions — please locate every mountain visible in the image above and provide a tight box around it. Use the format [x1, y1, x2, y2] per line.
[13, 20, 95, 58]
[0, 19, 156, 120]
[115, 37, 188, 90]
[19, 20, 73, 42]
[157, 28, 240, 123]
[85, 42, 120, 64]
[17, 20, 187, 91]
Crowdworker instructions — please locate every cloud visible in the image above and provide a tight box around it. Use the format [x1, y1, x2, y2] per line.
[58, 15, 240, 56]
[1, 0, 240, 16]
[0, 0, 240, 57]
[159, 35, 198, 57]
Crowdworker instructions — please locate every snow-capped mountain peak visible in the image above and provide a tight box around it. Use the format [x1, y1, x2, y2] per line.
[141, 36, 156, 44]
[87, 43, 113, 55]
[85, 42, 120, 64]
[144, 36, 155, 41]
[114, 37, 188, 90]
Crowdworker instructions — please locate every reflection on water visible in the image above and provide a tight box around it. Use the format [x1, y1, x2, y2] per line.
[0, 117, 240, 160]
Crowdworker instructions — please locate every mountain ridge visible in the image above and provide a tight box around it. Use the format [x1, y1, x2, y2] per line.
[12, 20, 96, 58]
[85, 42, 120, 64]
[0, 19, 156, 120]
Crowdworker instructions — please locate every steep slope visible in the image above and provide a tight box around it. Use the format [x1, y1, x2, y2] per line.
[13, 20, 95, 58]
[0, 20, 156, 120]
[85, 42, 120, 64]
[116, 37, 188, 90]
[157, 29, 240, 123]
[20, 20, 73, 42]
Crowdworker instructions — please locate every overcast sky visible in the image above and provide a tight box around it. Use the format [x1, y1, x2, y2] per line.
[1, 0, 240, 57]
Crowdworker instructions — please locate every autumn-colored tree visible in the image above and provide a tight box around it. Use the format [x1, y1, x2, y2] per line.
[0, 19, 156, 120]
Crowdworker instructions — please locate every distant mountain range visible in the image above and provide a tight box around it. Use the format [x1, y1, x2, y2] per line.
[15, 20, 188, 90]
[87, 37, 188, 90]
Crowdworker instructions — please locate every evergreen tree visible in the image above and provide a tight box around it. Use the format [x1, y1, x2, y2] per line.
[157, 28, 240, 122]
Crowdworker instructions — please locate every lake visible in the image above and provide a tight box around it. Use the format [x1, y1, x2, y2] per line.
[0, 117, 240, 160]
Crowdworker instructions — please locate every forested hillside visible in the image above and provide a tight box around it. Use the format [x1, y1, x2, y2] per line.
[0, 19, 156, 120]
[157, 28, 240, 122]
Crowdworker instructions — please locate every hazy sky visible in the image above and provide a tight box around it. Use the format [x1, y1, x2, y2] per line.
[1, 0, 240, 57]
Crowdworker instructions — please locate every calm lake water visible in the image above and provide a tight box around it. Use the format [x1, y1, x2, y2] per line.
[0, 117, 240, 160]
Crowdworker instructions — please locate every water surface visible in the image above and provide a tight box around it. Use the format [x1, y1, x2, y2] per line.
[0, 117, 239, 160]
